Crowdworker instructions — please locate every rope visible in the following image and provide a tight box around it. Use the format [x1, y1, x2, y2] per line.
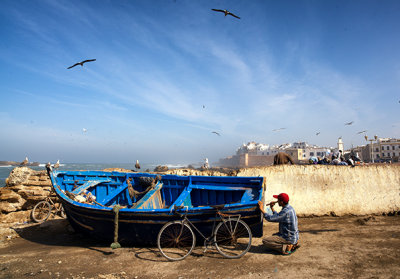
[110, 204, 121, 249]
[126, 177, 156, 201]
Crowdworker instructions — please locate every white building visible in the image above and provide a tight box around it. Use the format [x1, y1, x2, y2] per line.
[236, 141, 332, 162]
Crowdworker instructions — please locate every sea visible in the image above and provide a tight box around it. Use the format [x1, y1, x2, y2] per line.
[0, 162, 189, 188]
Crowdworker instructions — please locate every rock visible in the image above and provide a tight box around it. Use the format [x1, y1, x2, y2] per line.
[6, 167, 36, 186]
[17, 187, 50, 200]
[0, 210, 31, 223]
[0, 189, 26, 213]
[154, 165, 169, 172]
[0, 189, 23, 203]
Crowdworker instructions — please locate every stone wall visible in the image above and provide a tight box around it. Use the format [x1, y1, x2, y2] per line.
[0, 167, 52, 222]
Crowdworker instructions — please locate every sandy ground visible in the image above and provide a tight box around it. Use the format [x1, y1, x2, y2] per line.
[0, 215, 399, 279]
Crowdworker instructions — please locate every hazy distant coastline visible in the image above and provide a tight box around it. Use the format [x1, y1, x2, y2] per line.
[0, 161, 40, 167]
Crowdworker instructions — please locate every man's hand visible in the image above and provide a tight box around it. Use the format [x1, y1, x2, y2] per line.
[269, 201, 276, 211]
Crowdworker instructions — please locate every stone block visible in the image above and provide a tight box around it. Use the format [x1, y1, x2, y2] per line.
[39, 181, 52, 186]
[7, 185, 26, 192]
[6, 167, 35, 186]
[0, 189, 23, 203]
[17, 187, 49, 200]
[28, 176, 39, 182]
[0, 210, 31, 223]
[39, 175, 50, 181]
[0, 197, 26, 213]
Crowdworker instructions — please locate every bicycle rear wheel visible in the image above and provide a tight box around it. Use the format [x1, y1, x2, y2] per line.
[157, 221, 196, 261]
[31, 201, 52, 223]
[214, 218, 252, 259]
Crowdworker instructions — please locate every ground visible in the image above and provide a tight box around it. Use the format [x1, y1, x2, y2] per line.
[0, 215, 399, 279]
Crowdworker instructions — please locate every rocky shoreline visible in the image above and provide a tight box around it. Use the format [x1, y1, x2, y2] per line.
[0, 161, 40, 166]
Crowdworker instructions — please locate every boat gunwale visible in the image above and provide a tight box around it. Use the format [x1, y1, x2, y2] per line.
[49, 170, 264, 214]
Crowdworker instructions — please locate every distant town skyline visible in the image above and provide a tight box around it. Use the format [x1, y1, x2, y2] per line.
[0, 0, 399, 165]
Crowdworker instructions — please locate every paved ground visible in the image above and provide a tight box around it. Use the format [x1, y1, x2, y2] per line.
[0, 215, 399, 279]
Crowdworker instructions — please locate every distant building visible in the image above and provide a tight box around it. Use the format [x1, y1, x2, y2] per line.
[359, 138, 400, 163]
[218, 141, 332, 167]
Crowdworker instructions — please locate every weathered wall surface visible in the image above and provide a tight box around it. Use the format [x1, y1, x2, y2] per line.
[237, 165, 400, 216]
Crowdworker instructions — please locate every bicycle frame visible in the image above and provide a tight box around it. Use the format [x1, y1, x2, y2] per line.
[176, 207, 243, 248]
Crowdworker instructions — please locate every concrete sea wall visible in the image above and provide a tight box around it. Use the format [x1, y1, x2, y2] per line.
[236, 165, 400, 216]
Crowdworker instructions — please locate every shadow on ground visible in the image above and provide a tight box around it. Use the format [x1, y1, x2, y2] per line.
[10, 219, 108, 248]
[299, 229, 340, 234]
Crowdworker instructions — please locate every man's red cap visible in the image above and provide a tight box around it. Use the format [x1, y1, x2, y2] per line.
[273, 193, 289, 203]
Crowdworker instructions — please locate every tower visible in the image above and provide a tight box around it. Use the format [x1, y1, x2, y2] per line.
[338, 137, 344, 152]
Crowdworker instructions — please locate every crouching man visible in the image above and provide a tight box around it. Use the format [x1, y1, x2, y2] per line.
[258, 193, 300, 255]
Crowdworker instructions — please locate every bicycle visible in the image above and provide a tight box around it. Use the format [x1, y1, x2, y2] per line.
[157, 205, 252, 261]
[31, 189, 66, 223]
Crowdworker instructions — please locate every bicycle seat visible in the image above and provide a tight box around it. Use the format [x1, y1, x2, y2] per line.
[210, 204, 225, 210]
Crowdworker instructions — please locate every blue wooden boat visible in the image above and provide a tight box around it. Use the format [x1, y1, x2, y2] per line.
[48, 170, 265, 245]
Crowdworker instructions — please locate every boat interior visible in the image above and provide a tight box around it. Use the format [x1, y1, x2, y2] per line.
[53, 171, 263, 210]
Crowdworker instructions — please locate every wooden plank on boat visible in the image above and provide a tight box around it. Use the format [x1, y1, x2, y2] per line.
[71, 179, 111, 195]
[132, 182, 163, 209]
[170, 188, 192, 207]
[98, 181, 128, 205]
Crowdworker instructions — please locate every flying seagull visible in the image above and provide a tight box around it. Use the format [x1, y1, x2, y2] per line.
[211, 9, 240, 19]
[212, 131, 221, 136]
[82, 128, 87, 133]
[20, 157, 28, 166]
[345, 121, 354, 126]
[272, 128, 286, 132]
[135, 160, 140, 170]
[67, 59, 96, 69]
[316, 132, 320, 136]
[357, 130, 367, 134]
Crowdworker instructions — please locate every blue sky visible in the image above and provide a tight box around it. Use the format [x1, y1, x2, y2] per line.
[0, 0, 399, 165]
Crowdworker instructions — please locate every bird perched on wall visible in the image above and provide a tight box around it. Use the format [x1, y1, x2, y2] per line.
[212, 131, 221, 136]
[345, 121, 354, 125]
[211, 9, 240, 19]
[135, 160, 140, 170]
[67, 59, 96, 69]
[53, 160, 60, 169]
[20, 157, 28, 166]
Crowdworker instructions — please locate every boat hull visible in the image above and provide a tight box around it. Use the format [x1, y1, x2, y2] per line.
[63, 202, 263, 245]
[49, 170, 265, 245]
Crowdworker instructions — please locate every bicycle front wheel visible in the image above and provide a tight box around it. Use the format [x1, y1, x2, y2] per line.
[214, 218, 252, 259]
[157, 221, 196, 261]
[31, 201, 52, 223]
